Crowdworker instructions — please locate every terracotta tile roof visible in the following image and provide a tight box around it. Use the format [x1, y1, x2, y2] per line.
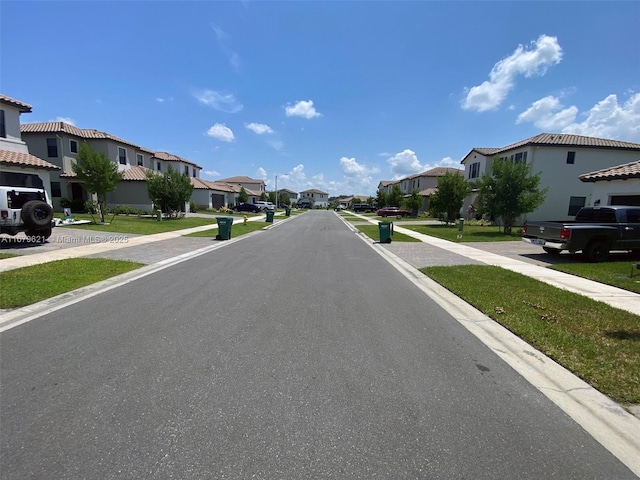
[300, 188, 328, 195]
[579, 159, 640, 182]
[152, 151, 202, 169]
[473, 133, 640, 158]
[410, 167, 463, 178]
[0, 149, 60, 170]
[218, 175, 263, 184]
[21, 122, 141, 148]
[61, 165, 156, 180]
[121, 166, 156, 181]
[0, 94, 32, 113]
[418, 187, 438, 196]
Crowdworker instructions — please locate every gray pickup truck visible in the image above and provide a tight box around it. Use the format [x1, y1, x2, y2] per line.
[522, 205, 640, 262]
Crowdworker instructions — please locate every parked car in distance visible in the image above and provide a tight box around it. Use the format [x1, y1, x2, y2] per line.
[352, 203, 376, 213]
[233, 203, 262, 213]
[377, 206, 411, 218]
[334, 204, 347, 211]
[256, 201, 275, 211]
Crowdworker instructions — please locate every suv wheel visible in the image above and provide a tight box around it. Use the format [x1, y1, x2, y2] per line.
[21, 200, 54, 229]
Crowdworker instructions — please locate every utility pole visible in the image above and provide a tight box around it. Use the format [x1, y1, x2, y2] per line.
[275, 175, 278, 209]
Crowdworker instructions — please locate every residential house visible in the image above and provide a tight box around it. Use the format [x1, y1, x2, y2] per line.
[0, 94, 59, 200]
[579, 160, 640, 207]
[377, 180, 397, 195]
[277, 188, 298, 206]
[460, 133, 640, 222]
[191, 179, 245, 210]
[299, 188, 329, 208]
[218, 176, 265, 203]
[20, 122, 202, 212]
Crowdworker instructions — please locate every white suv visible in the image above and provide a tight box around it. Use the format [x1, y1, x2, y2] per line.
[256, 201, 275, 211]
[0, 186, 55, 241]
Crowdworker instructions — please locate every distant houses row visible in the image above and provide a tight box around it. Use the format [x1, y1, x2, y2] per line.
[0, 93, 330, 212]
[3, 93, 639, 221]
[377, 135, 640, 222]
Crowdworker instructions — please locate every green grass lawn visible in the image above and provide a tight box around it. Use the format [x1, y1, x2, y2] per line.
[356, 225, 421, 242]
[0, 258, 144, 309]
[0, 253, 18, 260]
[57, 213, 220, 235]
[421, 264, 640, 404]
[404, 223, 522, 242]
[550, 261, 640, 294]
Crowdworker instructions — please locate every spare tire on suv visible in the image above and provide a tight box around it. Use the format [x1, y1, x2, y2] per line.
[21, 200, 54, 229]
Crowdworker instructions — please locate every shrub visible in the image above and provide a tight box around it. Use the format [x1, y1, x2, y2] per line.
[189, 199, 198, 213]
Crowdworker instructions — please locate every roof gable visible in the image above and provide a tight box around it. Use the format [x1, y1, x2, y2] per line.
[0, 94, 32, 113]
[579, 159, 640, 182]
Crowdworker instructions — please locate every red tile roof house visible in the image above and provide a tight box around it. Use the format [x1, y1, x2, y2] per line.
[579, 159, 640, 207]
[20, 121, 202, 213]
[0, 94, 60, 201]
[460, 133, 640, 222]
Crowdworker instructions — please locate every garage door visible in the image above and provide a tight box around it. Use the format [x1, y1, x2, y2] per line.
[211, 194, 225, 208]
[610, 195, 640, 206]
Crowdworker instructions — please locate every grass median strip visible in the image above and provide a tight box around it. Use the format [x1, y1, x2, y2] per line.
[550, 261, 640, 294]
[405, 224, 522, 242]
[356, 225, 421, 242]
[0, 258, 144, 309]
[420, 264, 640, 404]
[58, 214, 222, 235]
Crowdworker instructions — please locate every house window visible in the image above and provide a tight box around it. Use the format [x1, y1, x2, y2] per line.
[566, 151, 575, 164]
[157, 161, 161, 171]
[47, 138, 58, 157]
[70, 140, 78, 153]
[0, 110, 6, 138]
[51, 182, 62, 197]
[118, 147, 127, 165]
[567, 196, 586, 216]
[514, 152, 527, 163]
[136, 153, 143, 166]
[469, 162, 480, 179]
[184, 165, 189, 175]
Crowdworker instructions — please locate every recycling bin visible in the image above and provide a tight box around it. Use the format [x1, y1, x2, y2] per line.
[265, 210, 275, 223]
[216, 217, 233, 240]
[285, 207, 291, 217]
[378, 221, 393, 243]
[458, 218, 464, 231]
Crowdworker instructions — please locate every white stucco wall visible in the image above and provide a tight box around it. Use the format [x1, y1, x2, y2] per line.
[588, 179, 640, 206]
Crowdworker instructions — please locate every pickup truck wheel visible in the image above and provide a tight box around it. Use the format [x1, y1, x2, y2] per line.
[21, 200, 53, 229]
[542, 247, 562, 255]
[583, 240, 609, 263]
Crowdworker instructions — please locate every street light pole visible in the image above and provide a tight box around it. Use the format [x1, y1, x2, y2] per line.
[275, 175, 278, 209]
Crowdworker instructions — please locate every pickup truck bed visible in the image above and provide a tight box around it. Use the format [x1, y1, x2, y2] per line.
[522, 206, 640, 262]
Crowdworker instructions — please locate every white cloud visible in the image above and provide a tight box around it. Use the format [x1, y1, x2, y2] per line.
[340, 157, 380, 185]
[268, 140, 284, 151]
[50, 116, 76, 125]
[387, 149, 425, 178]
[203, 169, 220, 179]
[245, 122, 274, 134]
[285, 100, 322, 119]
[155, 97, 173, 103]
[516, 92, 640, 142]
[257, 167, 267, 181]
[206, 123, 235, 142]
[516, 95, 579, 130]
[211, 24, 240, 72]
[561, 93, 640, 141]
[462, 34, 563, 112]
[194, 89, 243, 113]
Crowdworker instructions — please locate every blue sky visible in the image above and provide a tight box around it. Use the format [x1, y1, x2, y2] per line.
[2, 1, 639, 197]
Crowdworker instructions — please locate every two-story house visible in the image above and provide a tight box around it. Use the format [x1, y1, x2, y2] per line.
[20, 122, 202, 212]
[218, 176, 266, 203]
[0, 95, 59, 200]
[461, 133, 640, 222]
[299, 188, 328, 208]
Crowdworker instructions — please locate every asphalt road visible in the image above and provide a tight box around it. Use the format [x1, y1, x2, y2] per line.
[1, 211, 636, 479]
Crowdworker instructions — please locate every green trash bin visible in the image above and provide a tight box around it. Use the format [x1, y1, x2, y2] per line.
[216, 217, 233, 240]
[378, 221, 393, 243]
[265, 210, 275, 223]
[285, 207, 291, 217]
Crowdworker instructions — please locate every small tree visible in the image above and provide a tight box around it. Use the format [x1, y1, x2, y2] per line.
[238, 186, 249, 204]
[476, 158, 547, 234]
[404, 189, 422, 217]
[278, 191, 290, 206]
[146, 165, 194, 217]
[428, 172, 471, 224]
[72, 142, 123, 223]
[268, 191, 277, 204]
[366, 196, 376, 206]
[388, 184, 404, 207]
[259, 192, 268, 201]
[376, 190, 389, 208]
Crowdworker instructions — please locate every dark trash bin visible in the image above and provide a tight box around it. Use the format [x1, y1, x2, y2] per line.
[216, 217, 233, 240]
[265, 210, 275, 223]
[378, 221, 393, 243]
[285, 207, 291, 217]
